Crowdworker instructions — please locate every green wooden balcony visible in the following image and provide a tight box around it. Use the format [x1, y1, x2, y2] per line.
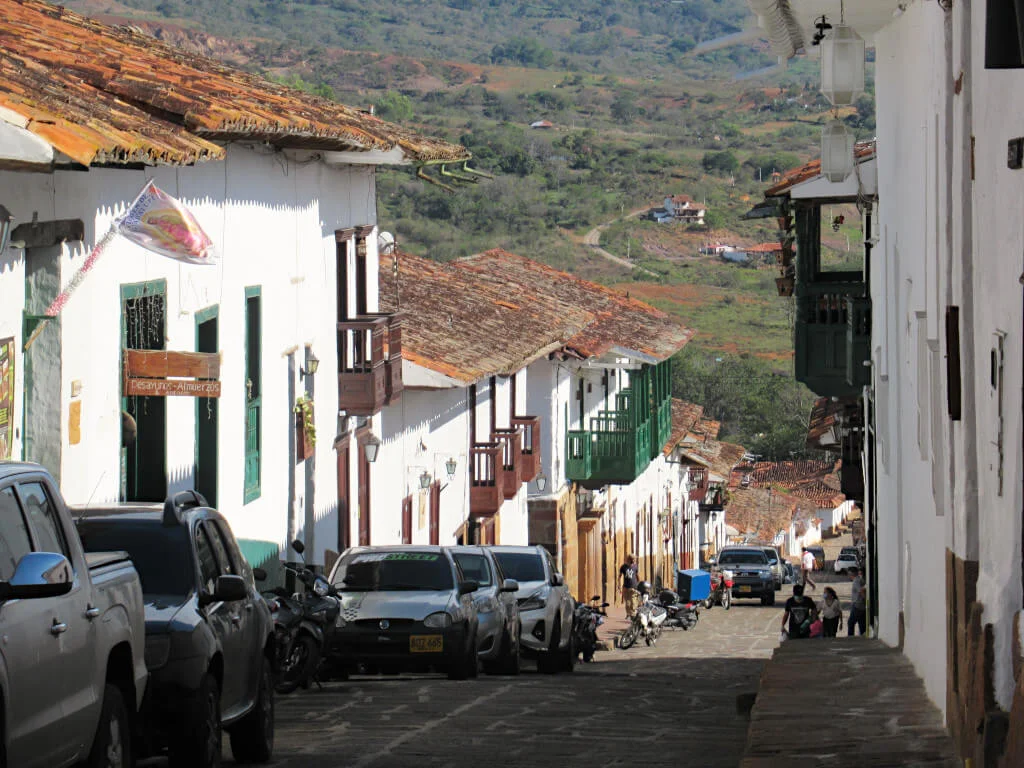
[790, 202, 870, 398]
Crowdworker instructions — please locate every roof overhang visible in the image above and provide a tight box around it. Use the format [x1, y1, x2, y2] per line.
[746, 0, 904, 59]
[322, 147, 411, 167]
[0, 115, 55, 171]
[788, 154, 877, 201]
[401, 360, 464, 390]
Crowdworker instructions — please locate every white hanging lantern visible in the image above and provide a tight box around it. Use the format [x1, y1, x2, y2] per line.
[821, 120, 856, 182]
[820, 24, 865, 106]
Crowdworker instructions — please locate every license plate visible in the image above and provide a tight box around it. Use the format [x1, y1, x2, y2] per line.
[410, 635, 443, 653]
[738, 586, 751, 593]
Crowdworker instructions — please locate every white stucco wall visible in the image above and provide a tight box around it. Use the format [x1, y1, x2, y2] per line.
[0, 145, 376, 568]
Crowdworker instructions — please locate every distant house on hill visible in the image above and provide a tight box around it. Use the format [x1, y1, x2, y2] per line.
[664, 195, 706, 224]
[530, 120, 554, 129]
[741, 242, 784, 265]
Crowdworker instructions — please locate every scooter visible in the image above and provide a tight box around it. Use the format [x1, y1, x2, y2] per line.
[272, 539, 341, 693]
[653, 589, 700, 630]
[618, 585, 667, 649]
[704, 569, 733, 610]
[572, 595, 608, 663]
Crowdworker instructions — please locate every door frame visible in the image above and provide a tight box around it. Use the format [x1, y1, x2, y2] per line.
[195, 305, 219, 507]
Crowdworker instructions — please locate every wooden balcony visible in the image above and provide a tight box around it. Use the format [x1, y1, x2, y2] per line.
[845, 296, 871, 388]
[337, 313, 403, 416]
[687, 467, 709, 502]
[493, 427, 523, 500]
[566, 413, 651, 489]
[470, 442, 504, 517]
[794, 283, 866, 398]
[511, 415, 541, 482]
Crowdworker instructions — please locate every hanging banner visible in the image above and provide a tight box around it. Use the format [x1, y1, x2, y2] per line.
[123, 349, 221, 398]
[116, 180, 217, 266]
[0, 338, 14, 459]
[25, 181, 216, 351]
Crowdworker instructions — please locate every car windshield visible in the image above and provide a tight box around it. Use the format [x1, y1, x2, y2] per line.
[718, 550, 768, 566]
[452, 553, 492, 587]
[763, 550, 778, 562]
[77, 519, 193, 599]
[491, 551, 545, 583]
[333, 551, 453, 591]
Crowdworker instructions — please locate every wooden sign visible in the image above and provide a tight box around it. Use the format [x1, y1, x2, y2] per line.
[124, 350, 221, 398]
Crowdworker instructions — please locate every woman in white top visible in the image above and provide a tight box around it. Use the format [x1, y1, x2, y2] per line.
[819, 587, 843, 637]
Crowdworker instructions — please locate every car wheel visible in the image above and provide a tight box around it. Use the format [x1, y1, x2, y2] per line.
[765, 590, 776, 607]
[229, 656, 275, 764]
[560, 626, 576, 673]
[169, 673, 221, 768]
[538, 618, 561, 674]
[447, 632, 477, 680]
[486, 628, 521, 676]
[85, 684, 131, 768]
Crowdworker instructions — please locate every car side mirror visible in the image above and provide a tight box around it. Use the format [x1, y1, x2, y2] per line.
[252, 567, 267, 582]
[0, 552, 73, 601]
[291, 539, 305, 555]
[500, 578, 519, 593]
[200, 574, 248, 606]
[551, 573, 564, 587]
[458, 580, 479, 596]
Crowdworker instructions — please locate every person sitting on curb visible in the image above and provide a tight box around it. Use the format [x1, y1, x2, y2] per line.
[781, 583, 819, 640]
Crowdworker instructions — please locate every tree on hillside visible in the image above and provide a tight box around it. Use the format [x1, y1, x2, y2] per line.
[702, 150, 739, 175]
[490, 37, 555, 68]
[376, 90, 413, 122]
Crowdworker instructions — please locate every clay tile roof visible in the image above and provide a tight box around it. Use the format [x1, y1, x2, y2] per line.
[744, 459, 846, 508]
[456, 250, 694, 362]
[724, 487, 804, 541]
[765, 141, 875, 197]
[696, 418, 721, 440]
[684, 439, 745, 481]
[379, 249, 693, 385]
[744, 243, 783, 253]
[662, 399, 705, 455]
[379, 251, 590, 384]
[0, 0, 468, 167]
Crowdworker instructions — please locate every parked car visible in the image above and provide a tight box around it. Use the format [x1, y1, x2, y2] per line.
[0, 462, 148, 768]
[806, 545, 826, 570]
[714, 547, 776, 605]
[760, 546, 784, 591]
[834, 552, 860, 574]
[450, 545, 521, 675]
[487, 545, 575, 673]
[326, 545, 480, 679]
[76, 490, 275, 767]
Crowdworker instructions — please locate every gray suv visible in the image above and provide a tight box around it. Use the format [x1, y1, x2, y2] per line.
[716, 547, 776, 605]
[487, 545, 574, 674]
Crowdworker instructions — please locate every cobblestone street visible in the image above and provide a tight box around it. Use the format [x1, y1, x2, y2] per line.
[232, 595, 782, 768]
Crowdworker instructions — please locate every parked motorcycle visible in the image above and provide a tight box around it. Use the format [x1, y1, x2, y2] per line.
[653, 589, 700, 630]
[704, 569, 733, 610]
[270, 540, 341, 694]
[572, 595, 608, 663]
[618, 582, 666, 649]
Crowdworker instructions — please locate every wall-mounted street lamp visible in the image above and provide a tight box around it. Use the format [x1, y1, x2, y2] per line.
[301, 348, 320, 378]
[445, 457, 457, 480]
[419, 470, 432, 490]
[0, 205, 12, 253]
[363, 433, 381, 463]
[535, 471, 548, 493]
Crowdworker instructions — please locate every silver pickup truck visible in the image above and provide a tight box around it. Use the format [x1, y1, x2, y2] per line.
[0, 462, 147, 768]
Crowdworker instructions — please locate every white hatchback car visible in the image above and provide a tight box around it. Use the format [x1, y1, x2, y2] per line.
[834, 552, 859, 574]
[487, 545, 575, 673]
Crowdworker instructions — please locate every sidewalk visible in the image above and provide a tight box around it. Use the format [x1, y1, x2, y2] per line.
[595, 602, 630, 650]
[741, 639, 959, 767]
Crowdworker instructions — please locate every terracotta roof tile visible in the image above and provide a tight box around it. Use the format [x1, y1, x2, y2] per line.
[457, 250, 694, 362]
[379, 249, 692, 385]
[683, 439, 745, 481]
[0, 0, 468, 167]
[662, 399, 704, 455]
[743, 459, 846, 508]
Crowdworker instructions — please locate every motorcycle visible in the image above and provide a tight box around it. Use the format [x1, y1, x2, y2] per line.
[704, 569, 733, 610]
[572, 595, 608, 663]
[618, 584, 666, 649]
[270, 539, 341, 694]
[653, 589, 699, 630]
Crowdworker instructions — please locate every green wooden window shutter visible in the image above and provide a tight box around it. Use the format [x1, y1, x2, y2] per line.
[244, 287, 262, 503]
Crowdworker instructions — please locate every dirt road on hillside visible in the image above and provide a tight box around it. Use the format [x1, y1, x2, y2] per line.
[582, 207, 658, 276]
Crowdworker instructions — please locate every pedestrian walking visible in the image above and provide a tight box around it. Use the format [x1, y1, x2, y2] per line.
[619, 554, 639, 619]
[781, 583, 819, 640]
[819, 586, 842, 637]
[847, 566, 867, 636]
[800, 546, 817, 591]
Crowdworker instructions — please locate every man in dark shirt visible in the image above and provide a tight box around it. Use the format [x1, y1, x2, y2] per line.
[619, 554, 639, 618]
[781, 583, 818, 639]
